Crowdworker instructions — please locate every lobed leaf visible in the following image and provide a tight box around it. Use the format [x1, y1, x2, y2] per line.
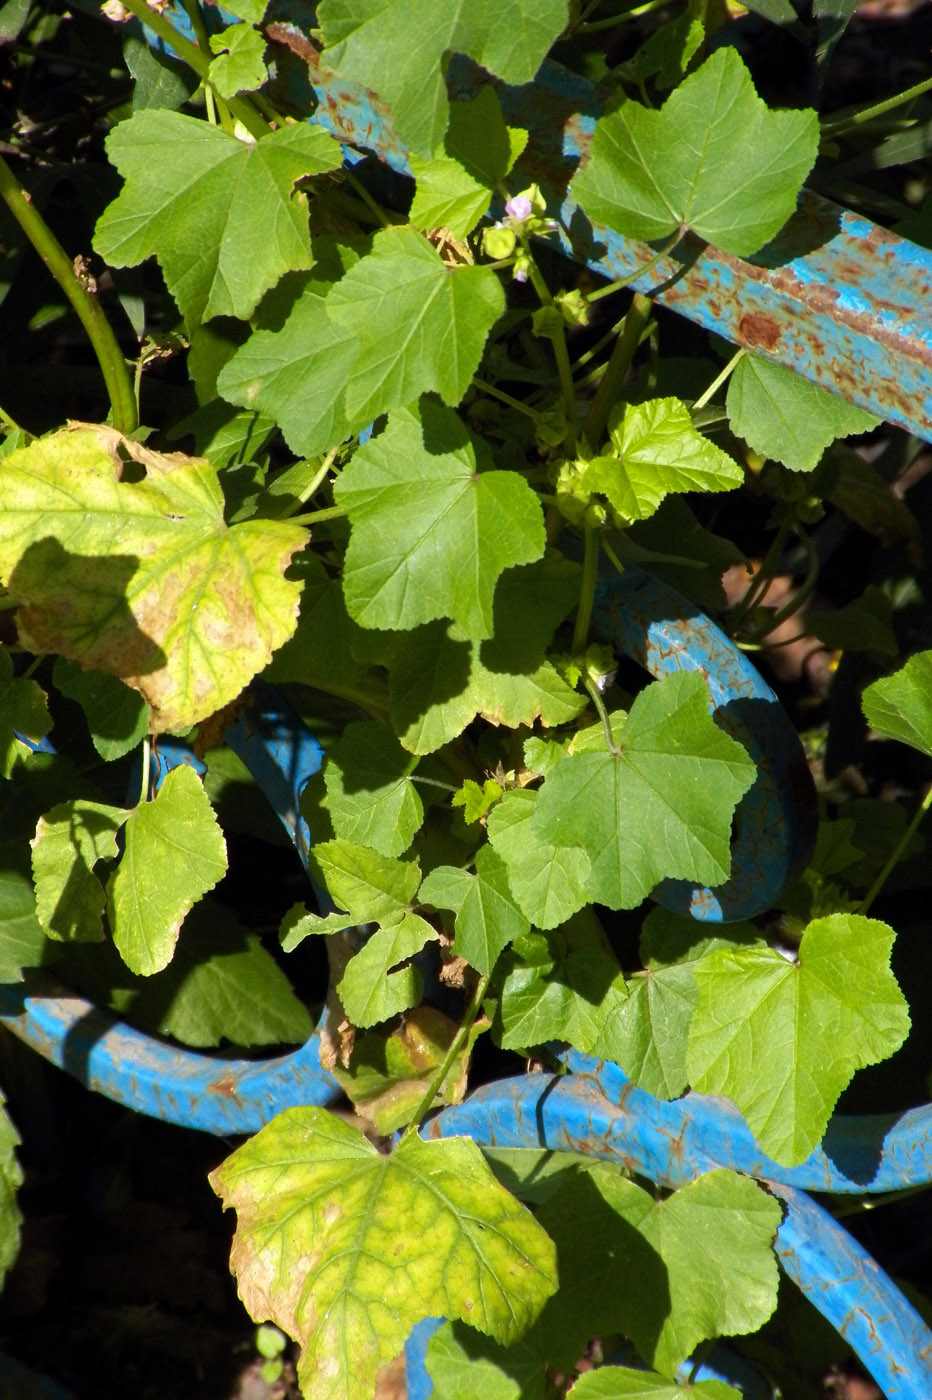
[323, 722, 423, 859]
[107, 766, 227, 976]
[0, 426, 307, 732]
[318, 0, 568, 157]
[210, 1107, 558, 1400]
[337, 914, 439, 1026]
[31, 799, 127, 943]
[726, 355, 879, 471]
[420, 845, 528, 975]
[95, 111, 341, 326]
[571, 48, 818, 256]
[532, 671, 756, 910]
[687, 913, 911, 1164]
[335, 400, 544, 639]
[862, 650, 932, 757]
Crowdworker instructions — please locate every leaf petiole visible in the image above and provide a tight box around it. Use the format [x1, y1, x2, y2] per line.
[857, 782, 932, 917]
[400, 972, 491, 1141]
[572, 524, 601, 656]
[0, 155, 137, 435]
[693, 347, 746, 412]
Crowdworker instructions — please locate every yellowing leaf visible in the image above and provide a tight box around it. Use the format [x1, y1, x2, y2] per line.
[107, 765, 227, 975]
[0, 425, 306, 732]
[210, 1107, 558, 1400]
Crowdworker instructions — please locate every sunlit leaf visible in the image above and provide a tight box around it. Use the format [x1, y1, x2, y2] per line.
[31, 799, 127, 942]
[688, 913, 910, 1164]
[0, 425, 306, 732]
[107, 766, 227, 975]
[210, 1108, 558, 1400]
[571, 48, 818, 255]
[95, 111, 341, 325]
[726, 356, 878, 471]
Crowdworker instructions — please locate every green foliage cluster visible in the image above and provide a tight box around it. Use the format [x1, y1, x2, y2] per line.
[0, 0, 931, 1395]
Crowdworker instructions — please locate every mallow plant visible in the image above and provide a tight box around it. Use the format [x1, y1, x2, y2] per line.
[0, 1, 931, 1395]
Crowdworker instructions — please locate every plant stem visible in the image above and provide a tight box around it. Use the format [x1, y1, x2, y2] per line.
[692, 347, 745, 412]
[584, 676, 620, 755]
[0, 404, 27, 437]
[278, 446, 339, 518]
[288, 504, 347, 526]
[584, 229, 682, 304]
[744, 526, 819, 643]
[0, 154, 137, 435]
[581, 291, 652, 450]
[401, 973, 491, 1141]
[857, 783, 932, 917]
[521, 244, 578, 453]
[118, 0, 268, 140]
[822, 73, 932, 137]
[139, 735, 151, 804]
[471, 377, 542, 423]
[572, 524, 600, 655]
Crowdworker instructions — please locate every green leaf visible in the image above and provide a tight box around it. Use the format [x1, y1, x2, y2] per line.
[208, 22, 268, 98]
[280, 904, 358, 951]
[452, 778, 503, 824]
[31, 799, 128, 942]
[687, 913, 911, 1164]
[495, 917, 627, 1053]
[862, 650, 932, 757]
[532, 671, 756, 909]
[591, 909, 762, 1098]
[322, 722, 423, 858]
[0, 426, 306, 732]
[425, 1319, 547, 1400]
[0, 648, 50, 777]
[318, 0, 569, 158]
[628, 14, 704, 90]
[388, 555, 584, 754]
[337, 914, 439, 1026]
[210, 1107, 558, 1400]
[581, 398, 741, 524]
[333, 1005, 480, 1133]
[420, 845, 529, 975]
[124, 33, 199, 113]
[807, 586, 896, 657]
[107, 766, 228, 975]
[266, 554, 370, 691]
[309, 840, 421, 924]
[567, 1368, 738, 1399]
[62, 898, 313, 1048]
[336, 401, 543, 638]
[535, 1166, 779, 1377]
[487, 788, 590, 930]
[95, 111, 341, 326]
[410, 88, 527, 238]
[216, 241, 368, 457]
[571, 48, 818, 256]
[726, 356, 879, 471]
[53, 657, 147, 761]
[0, 1088, 22, 1289]
[328, 228, 505, 428]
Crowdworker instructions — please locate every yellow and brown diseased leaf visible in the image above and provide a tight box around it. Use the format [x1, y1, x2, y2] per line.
[0, 425, 307, 732]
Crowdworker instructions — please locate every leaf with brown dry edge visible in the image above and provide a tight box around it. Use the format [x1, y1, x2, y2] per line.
[0, 425, 306, 732]
[210, 1106, 557, 1400]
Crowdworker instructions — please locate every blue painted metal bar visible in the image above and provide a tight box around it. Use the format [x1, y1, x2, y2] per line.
[427, 1076, 932, 1400]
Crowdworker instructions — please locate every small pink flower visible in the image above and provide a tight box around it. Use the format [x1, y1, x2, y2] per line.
[505, 195, 533, 222]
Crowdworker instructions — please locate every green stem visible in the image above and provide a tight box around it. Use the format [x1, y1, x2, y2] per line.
[857, 783, 932, 917]
[744, 527, 819, 643]
[581, 291, 652, 451]
[0, 154, 137, 434]
[288, 504, 347, 527]
[400, 973, 491, 1141]
[581, 0, 672, 28]
[139, 735, 151, 805]
[471, 377, 542, 423]
[118, 0, 268, 140]
[278, 447, 339, 518]
[521, 243, 577, 453]
[409, 775, 459, 794]
[584, 229, 682, 304]
[692, 347, 746, 412]
[341, 167, 393, 228]
[728, 512, 794, 632]
[0, 403, 27, 437]
[572, 524, 600, 656]
[822, 73, 932, 137]
[584, 676, 619, 755]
